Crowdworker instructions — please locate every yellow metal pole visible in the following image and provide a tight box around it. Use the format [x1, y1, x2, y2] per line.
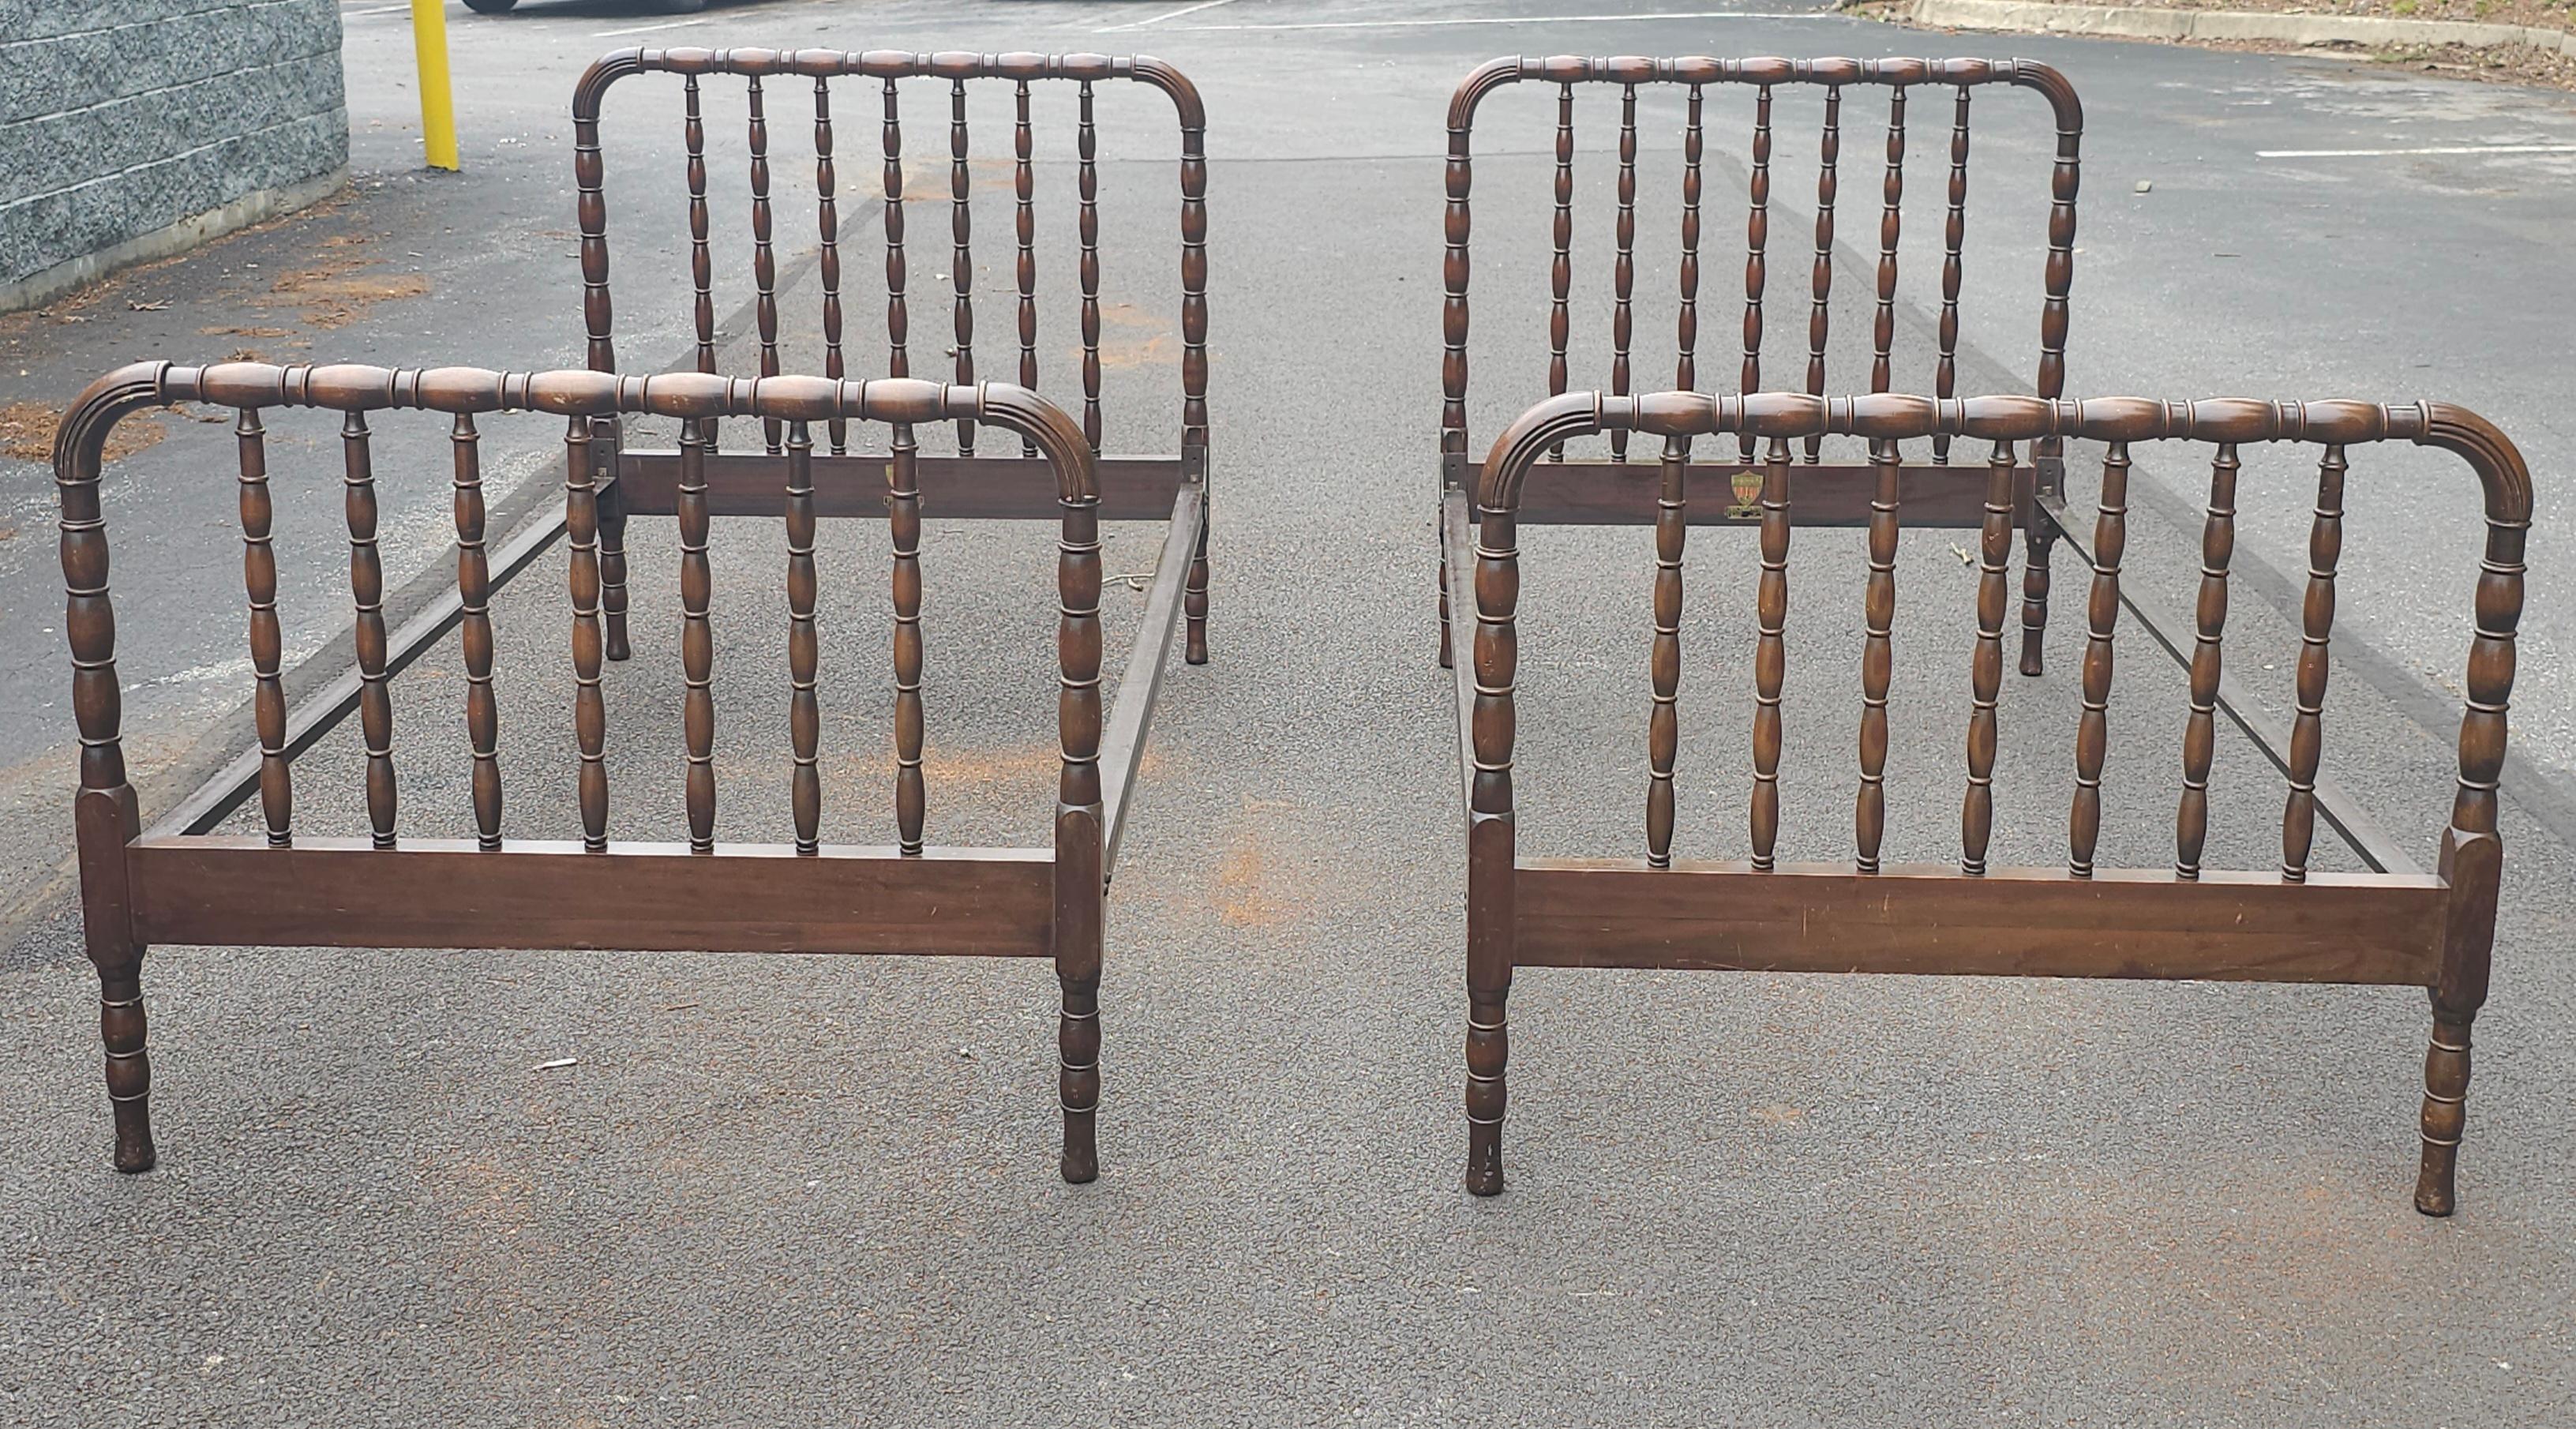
[411, 0, 460, 171]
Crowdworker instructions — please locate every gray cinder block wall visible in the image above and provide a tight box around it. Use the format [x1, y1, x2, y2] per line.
[0, 0, 351, 312]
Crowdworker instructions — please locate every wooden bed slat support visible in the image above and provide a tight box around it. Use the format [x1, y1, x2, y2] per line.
[127, 837, 1055, 956]
[1513, 859, 2447, 986]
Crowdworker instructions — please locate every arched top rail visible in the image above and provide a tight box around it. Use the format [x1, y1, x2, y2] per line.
[1479, 391, 2531, 530]
[576, 47, 1207, 129]
[54, 362, 1100, 505]
[1445, 55, 2080, 133]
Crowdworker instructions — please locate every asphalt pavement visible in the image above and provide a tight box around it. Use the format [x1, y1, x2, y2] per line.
[2, 0, 2573, 1423]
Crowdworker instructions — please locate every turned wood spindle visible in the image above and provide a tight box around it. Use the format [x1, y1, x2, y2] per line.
[1803, 84, 1839, 462]
[2417, 463, 2525, 1216]
[1610, 85, 1638, 462]
[951, 78, 977, 455]
[1855, 437, 1899, 873]
[893, 398, 927, 855]
[565, 416, 610, 851]
[452, 413, 501, 850]
[1750, 437, 1791, 870]
[1055, 483, 1108, 1182]
[1548, 84, 1573, 461]
[1465, 499, 1520, 1195]
[816, 78, 848, 456]
[749, 75, 782, 454]
[678, 417, 717, 851]
[59, 396, 154, 1172]
[1933, 85, 1970, 464]
[685, 76, 716, 375]
[2176, 443, 2237, 880]
[1675, 84, 1702, 392]
[1178, 74, 1211, 666]
[2282, 445, 2345, 881]
[884, 77, 909, 382]
[1871, 86, 1905, 394]
[1015, 80, 1039, 458]
[786, 421, 822, 854]
[343, 411, 396, 849]
[1646, 435, 1687, 868]
[237, 408, 291, 846]
[1961, 440, 2015, 874]
[1741, 84, 1772, 464]
[1078, 80, 1103, 452]
[2068, 441, 2128, 877]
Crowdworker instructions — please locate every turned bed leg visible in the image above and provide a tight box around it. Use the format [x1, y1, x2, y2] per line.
[590, 416, 632, 663]
[1184, 504, 1209, 666]
[1464, 986, 1509, 1195]
[73, 785, 152, 1172]
[598, 472, 632, 663]
[2417, 826, 2499, 1217]
[2019, 507, 2057, 677]
[1058, 975, 1101, 1184]
[2414, 1003, 2477, 1217]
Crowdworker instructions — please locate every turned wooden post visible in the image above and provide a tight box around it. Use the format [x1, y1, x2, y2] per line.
[58, 368, 158, 1172]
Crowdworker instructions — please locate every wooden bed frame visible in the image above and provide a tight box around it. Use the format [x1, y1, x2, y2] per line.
[1438, 56, 2083, 674]
[54, 361, 1194, 1184]
[571, 47, 1210, 667]
[1447, 388, 2529, 1215]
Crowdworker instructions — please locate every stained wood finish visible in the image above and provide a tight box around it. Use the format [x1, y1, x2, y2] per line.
[1676, 85, 1702, 395]
[1749, 437, 1790, 869]
[1854, 438, 1899, 872]
[342, 411, 397, 850]
[54, 360, 1159, 1187]
[617, 449, 1186, 519]
[816, 79, 847, 455]
[1645, 437, 1685, 868]
[452, 414, 502, 850]
[1962, 441, 2015, 875]
[2282, 446, 2344, 881]
[1513, 457, 2034, 527]
[1437, 55, 2084, 664]
[1015, 79, 1039, 459]
[2068, 441, 2128, 877]
[2177, 443, 2239, 880]
[238, 408, 291, 847]
[1610, 85, 1637, 463]
[951, 77, 977, 456]
[1516, 860, 2447, 986]
[1459, 386, 2532, 1210]
[785, 422, 822, 853]
[570, 47, 1214, 661]
[678, 418, 718, 850]
[128, 837, 1055, 956]
[749, 75, 783, 454]
[1804, 84, 1839, 463]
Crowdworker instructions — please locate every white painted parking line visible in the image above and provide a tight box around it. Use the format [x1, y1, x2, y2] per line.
[594, 15, 715, 37]
[1161, 9, 1823, 30]
[1099, 0, 1243, 32]
[343, 4, 411, 16]
[2257, 143, 2576, 159]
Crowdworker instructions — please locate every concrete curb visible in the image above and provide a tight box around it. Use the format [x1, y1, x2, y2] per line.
[1907, 0, 2576, 55]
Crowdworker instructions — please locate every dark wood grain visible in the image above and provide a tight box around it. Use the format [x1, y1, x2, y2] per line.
[129, 837, 1055, 956]
[615, 450, 1186, 520]
[1514, 860, 2447, 985]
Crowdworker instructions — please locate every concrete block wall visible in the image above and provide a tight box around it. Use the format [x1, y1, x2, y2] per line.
[0, 0, 349, 310]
